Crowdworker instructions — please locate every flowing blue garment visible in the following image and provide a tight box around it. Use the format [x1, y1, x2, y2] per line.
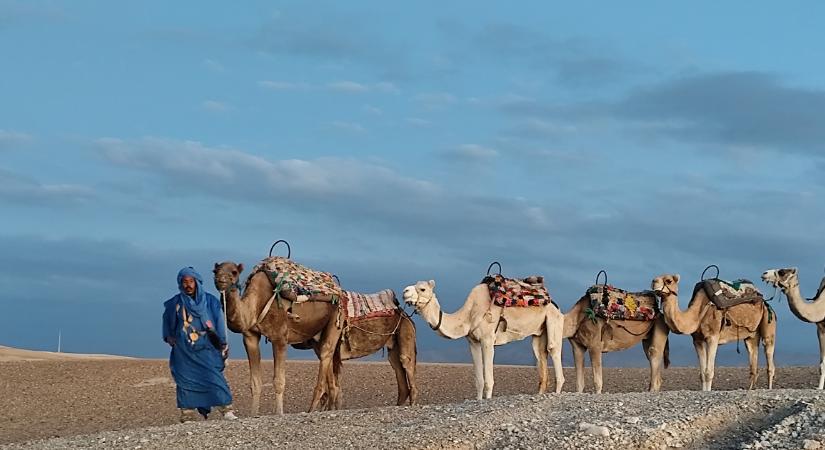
[162, 267, 232, 413]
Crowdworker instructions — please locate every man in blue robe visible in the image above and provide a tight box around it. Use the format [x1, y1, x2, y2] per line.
[162, 266, 237, 422]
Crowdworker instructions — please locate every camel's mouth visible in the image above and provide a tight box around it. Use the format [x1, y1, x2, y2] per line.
[761, 272, 779, 287]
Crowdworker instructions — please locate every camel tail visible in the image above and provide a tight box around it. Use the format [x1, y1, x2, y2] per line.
[663, 338, 671, 369]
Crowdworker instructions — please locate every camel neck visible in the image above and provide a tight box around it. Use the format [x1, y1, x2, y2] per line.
[783, 278, 825, 324]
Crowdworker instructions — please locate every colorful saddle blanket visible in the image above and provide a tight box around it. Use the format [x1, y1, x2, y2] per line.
[247, 256, 345, 301]
[588, 285, 659, 321]
[343, 289, 398, 321]
[482, 274, 554, 308]
[693, 278, 763, 309]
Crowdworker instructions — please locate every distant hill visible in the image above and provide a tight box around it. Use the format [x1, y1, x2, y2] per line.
[0, 345, 132, 362]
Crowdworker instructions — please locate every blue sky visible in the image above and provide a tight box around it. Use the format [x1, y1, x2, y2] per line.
[2, 1, 824, 367]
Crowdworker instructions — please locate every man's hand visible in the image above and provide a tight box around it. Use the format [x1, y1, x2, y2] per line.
[164, 336, 176, 347]
[221, 344, 229, 360]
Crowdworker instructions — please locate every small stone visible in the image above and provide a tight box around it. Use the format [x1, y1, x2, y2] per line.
[583, 425, 610, 437]
[625, 416, 641, 425]
[804, 440, 821, 450]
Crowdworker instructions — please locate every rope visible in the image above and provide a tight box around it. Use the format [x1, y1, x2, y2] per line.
[345, 314, 405, 337]
[614, 320, 655, 337]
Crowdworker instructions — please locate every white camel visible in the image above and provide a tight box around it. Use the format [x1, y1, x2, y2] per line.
[762, 268, 825, 388]
[403, 280, 564, 399]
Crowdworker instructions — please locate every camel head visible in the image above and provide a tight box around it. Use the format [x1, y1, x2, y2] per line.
[761, 267, 798, 291]
[651, 274, 680, 298]
[402, 280, 437, 310]
[213, 261, 244, 292]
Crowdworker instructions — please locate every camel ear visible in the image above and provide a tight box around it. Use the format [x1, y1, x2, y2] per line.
[213, 262, 220, 272]
[428, 279, 435, 288]
[673, 274, 680, 283]
[237, 263, 244, 273]
[791, 267, 798, 274]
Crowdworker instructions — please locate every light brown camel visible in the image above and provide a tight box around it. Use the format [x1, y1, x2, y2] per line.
[652, 274, 776, 391]
[213, 261, 417, 415]
[563, 296, 670, 394]
[762, 268, 825, 388]
[403, 280, 564, 399]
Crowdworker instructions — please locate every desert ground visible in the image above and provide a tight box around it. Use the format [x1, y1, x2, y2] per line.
[2, 346, 825, 449]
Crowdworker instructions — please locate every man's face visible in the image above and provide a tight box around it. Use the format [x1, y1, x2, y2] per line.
[181, 276, 197, 297]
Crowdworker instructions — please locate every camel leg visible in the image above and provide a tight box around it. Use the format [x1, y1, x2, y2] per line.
[570, 339, 586, 393]
[308, 330, 339, 413]
[271, 340, 287, 415]
[588, 344, 604, 394]
[817, 323, 825, 390]
[531, 335, 548, 394]
[398, 318, 418, 405]
[645, 326, 667, 392]
[692, 336, 707, 390]
[550, 338, 564, 394]
[242, 332, 263, 416]
[387, 343, 410, 406]
[468, 338, 484, 400]
[481, 337, 496, 399]
[763, 329, 776, 390]
[328, 349, 342, 410]
[704, 335, 720, 392]
[744, 336, 759, 390]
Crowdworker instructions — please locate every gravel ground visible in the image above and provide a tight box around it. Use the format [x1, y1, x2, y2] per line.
[2, 360, 823, 449]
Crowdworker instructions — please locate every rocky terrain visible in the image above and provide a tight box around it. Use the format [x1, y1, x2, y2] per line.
[2, 358, 824, 449]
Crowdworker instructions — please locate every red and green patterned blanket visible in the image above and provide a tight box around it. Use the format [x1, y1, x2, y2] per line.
[482, 274, 554, 308]
[588, 285, 659, 321]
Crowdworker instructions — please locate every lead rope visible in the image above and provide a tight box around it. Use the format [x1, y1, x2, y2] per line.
[220, 290, 229, 357]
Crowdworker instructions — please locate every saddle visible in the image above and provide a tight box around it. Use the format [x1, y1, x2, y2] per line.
[481, 274, 555, 308]
[692, 278, 764, 309]
[587, 284, 659, 321]
[247, 256, 345, 302]
[342, 289, 399, 321]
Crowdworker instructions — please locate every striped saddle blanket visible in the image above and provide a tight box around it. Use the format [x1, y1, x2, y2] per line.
[588, 285, 659, 321]
[693, 279, 764, 309]
[482, 274, 554, 308]
[343, 289, 398, 320]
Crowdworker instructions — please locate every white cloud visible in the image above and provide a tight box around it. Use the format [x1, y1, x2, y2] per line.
[445, 144, 499, 162]
[258, 80, 310, 90]
[201, 100, 232, 112]
[363, 105, 383, 115]
[326, 81, 369, 93]
[0, 130, 32, 149]
[329, 121, 366, 134]
[202, 59, 225, 72]
[0, 168, 94, 204]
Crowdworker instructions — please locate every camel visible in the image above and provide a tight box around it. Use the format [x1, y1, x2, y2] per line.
[652, 273, 776, 391]
[213, 261, 417, 415]
[402, 279, 564, 399]
[762, 268, 825, 388]
[563, 295, 670, 394]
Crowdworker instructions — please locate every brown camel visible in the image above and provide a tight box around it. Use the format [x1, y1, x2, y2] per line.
[563, 295, 670, 394]
[652, 273, 776, 391]
[213, 261, 417, 415]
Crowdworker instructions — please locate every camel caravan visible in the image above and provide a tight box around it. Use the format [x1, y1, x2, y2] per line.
[208, 240, 825, 417]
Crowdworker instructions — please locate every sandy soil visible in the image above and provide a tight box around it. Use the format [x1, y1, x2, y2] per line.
[0, 346, 132, 362]
[0, 352, 819, 445]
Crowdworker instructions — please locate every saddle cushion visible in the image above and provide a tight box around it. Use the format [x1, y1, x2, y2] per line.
[248, 257, 345, 301]
[343, 289, 398, 321]
[694, 279, 764, 309]
[482, 274, 554, 308]
[588, 285, 659, 321]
